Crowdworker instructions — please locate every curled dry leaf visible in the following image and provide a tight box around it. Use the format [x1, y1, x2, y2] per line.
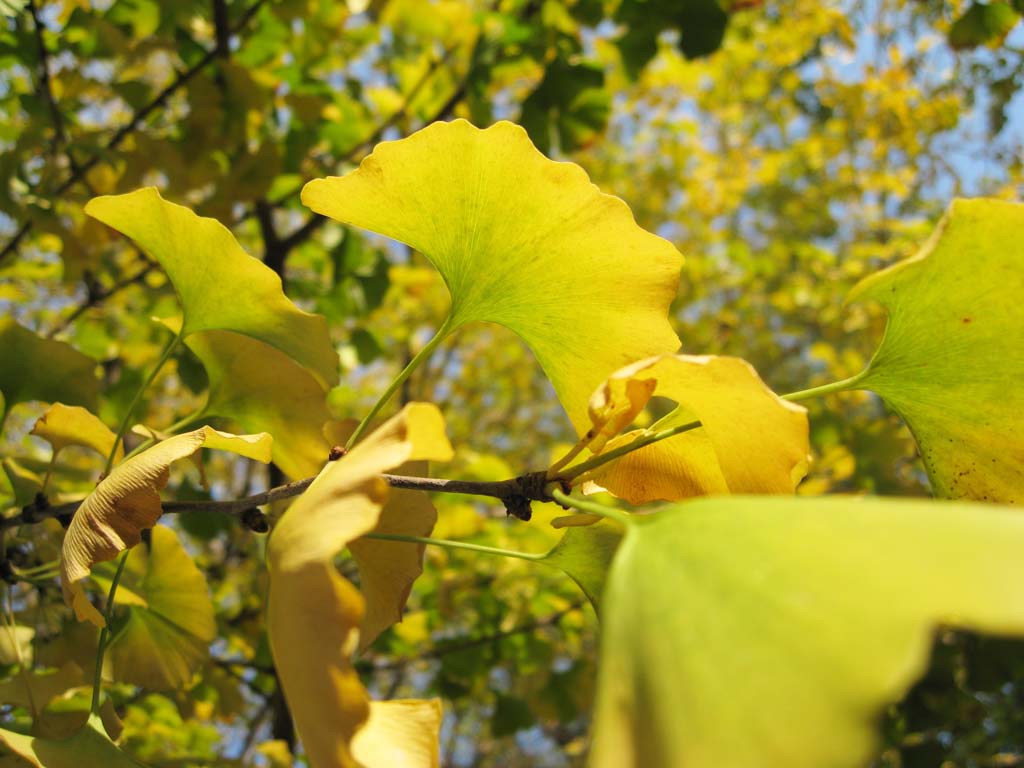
[579, 354, 809, 504]
[267, 403, 452, 768]
[60, 426, 272, 627]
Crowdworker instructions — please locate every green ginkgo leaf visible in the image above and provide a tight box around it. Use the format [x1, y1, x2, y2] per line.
[85, 188, 338, 388]
[0, 718, 144, 767]
[591, 495, 1024, 768]
[97, 525, 216, 691]
[539, 520, 622, 614]
[0, 320, 98, 426]
[184, 329, 333, 479]
[841, 198, 1024, 503]
[302, 119, 682, 433]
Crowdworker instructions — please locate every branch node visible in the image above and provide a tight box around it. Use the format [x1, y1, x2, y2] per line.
[328, 445, 347, 461]
[241, 507, 269, 533]
[21, 493, 50, 524]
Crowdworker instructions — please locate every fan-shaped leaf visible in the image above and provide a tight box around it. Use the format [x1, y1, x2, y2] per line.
[843, 199, 1024, 503]
[592, 495, 1024, 768]
[302, 119, 682, 432]
[85, 188, 338, 388]
[31, 404, 122, 465]
[0, 718, 144, 767]
[267, 403, 452, 768]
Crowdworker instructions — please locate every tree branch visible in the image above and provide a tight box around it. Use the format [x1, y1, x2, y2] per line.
[0, 0, 271, 267]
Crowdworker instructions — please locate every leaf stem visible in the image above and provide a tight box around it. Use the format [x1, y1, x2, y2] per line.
[781, 372, 868, 403]
[550, 488, 635, 528]
[346, 320, 453, 450]
[557, 419, 702, 482]
[105, 327, 184, 473]
[363, 532, 546, 563]
[120, 406, 206, 463]
[90, 550, 129, 715]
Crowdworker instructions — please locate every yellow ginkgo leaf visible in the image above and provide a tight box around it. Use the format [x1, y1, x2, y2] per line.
[350, 699, 443, 768]
[267, 403, 452, 768]
[0, 717, 144, 767]
[31, 404, 123, 465]
[302, 119, 682, 433]
[581, 355, 809, 504]
[60, 426, 272, 627]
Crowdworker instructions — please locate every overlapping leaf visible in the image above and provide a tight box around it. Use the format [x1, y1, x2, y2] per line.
[0, 321, 98, 426]
[842, 199, 1024, 503]
[0, 718, 144, 767]
[579, 355, 809, 503]
[267, 403, 452, 768]
[31, 404, 122, 465]
[85, 187, 339, 388]
[302, 119, 682, 433]
[350, 700, 442, 768]
[539, 521, 622, 614]
[591, 495, 1024, 768]
[61, 426, 272, 627]
[100, 525, 216, 690]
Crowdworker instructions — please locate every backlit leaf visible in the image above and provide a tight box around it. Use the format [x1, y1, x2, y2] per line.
[85, 188, 339, 388]
[60, 426, 272, 627]
[0, 718, 144, 767]
[31, 404, 122, 465]
[350, 699, 442, 768]
[103, 525, 216, 690]
[592, 495, 1024, 768]
[267, 403, 452, 768]
[582, 355, 809, 503]
[302, 120, 682, 434]
[539, 520, 622, 614]
[0, 320, 98, 426]
[843, 199, 1024, 503]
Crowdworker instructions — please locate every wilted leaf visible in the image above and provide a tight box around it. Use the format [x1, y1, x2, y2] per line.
[302, 119, 682, 434]
[85, 188, 338, 388]
[844, 199, 1024, 503]
[0, 320, 98, 425]
[102, 525, 216, 690]
[184, 329, 333, 479]
[31, 404, 122, 465]
[582, 355, 809, 503]
[0, 718, 144, 767]
[267, 403, 452, 768]
[592, 495, 1024, 768]
[350, 699, 442, 768]
[60, 426, 272, 627]
[539, 520, 622, 614]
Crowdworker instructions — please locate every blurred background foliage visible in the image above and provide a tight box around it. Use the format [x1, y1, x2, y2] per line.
[1, 0, 1023, 765]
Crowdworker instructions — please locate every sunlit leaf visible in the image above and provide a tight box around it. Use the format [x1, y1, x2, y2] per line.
[592, 495, 1024, 768]
[0, 718, 144, 767]
[85, 188, 339, 388]
[350, 699, 442, 768]
[184, 329, 333, 479]
[1, 458, 43, 507]
[843, 199, 1024, 503]
[0, 626, 34, 666]
[539, 520, 622, 614]
[302, 119, 682, 433]
[267, 403, 452, 768]
[0, 320, 98, 426]
[0, 663, 83, 715]
[101, 526, 216, 690]
[582, 355, 809, 503]
[60, 426, 272, 627]
[31, 404, 122, 465]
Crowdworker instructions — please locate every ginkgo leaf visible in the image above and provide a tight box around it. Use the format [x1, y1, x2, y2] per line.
[348, 461, 438, 652]
[267, 403, 452, 768]
[183, 329, 333, 479]
[0, 320, 98, 425]
[85, 187, 339, 388]
[1, 458, 43, 507]
[31, 404, 122, 465]
[0, 717, 144, 767]
[302, 119, 682, 432]
[61, 426, 272, 627]
[843, 198, 1024, 503]
[100, 525, 216, 690]
[539, 520, 622, 614]
[591, 495, 1024, 768]
[0, 626, 35, 666]
[580, 355, 809, 504]
[350, 699, 442, 768]
[0, 663, 83, 715]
